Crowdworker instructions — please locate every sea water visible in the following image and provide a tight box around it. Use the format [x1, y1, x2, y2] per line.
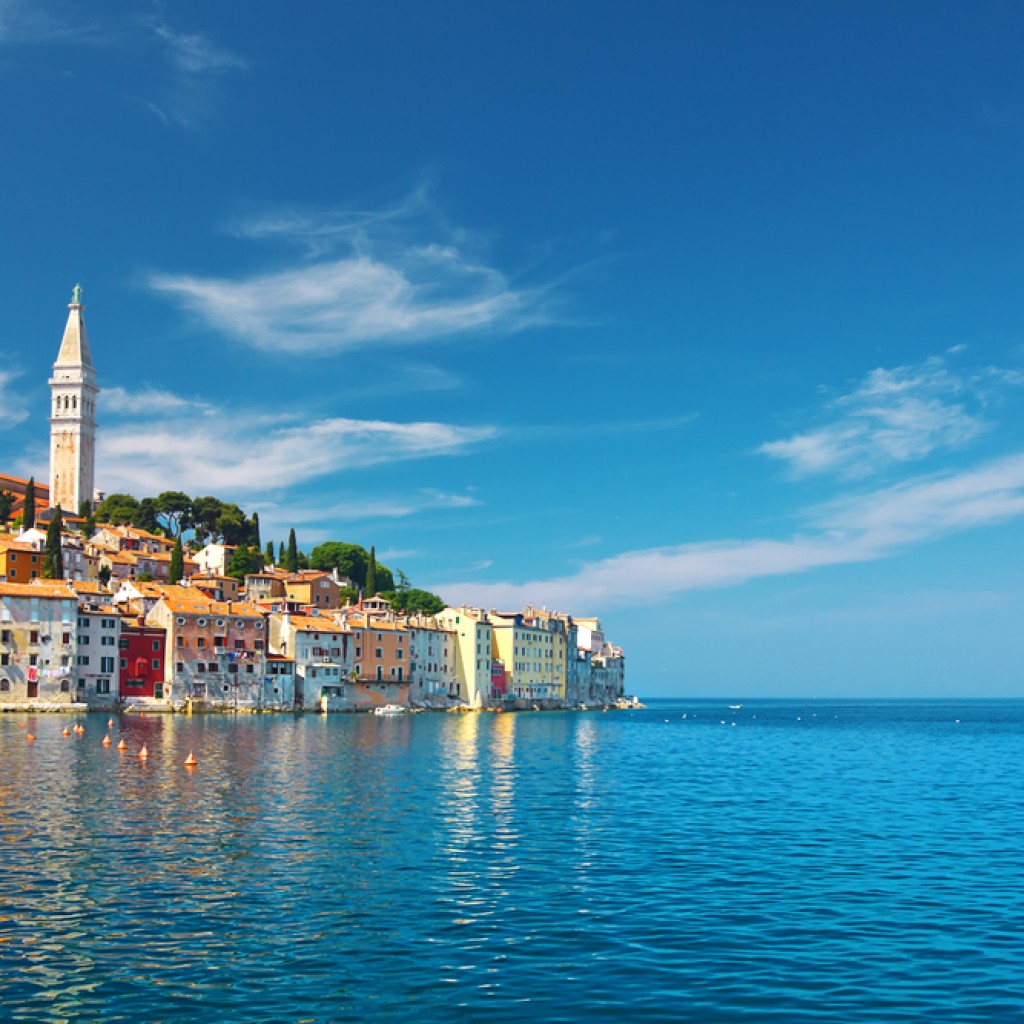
[1, 700, 1022, 1022]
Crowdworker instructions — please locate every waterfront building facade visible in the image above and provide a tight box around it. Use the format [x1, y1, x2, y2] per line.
[0, 582, 78, 706]
[437, 607, 494, 706]
[74, 601, 121, 709]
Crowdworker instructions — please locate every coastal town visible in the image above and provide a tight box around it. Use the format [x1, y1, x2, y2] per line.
[0, 289, 627, 714]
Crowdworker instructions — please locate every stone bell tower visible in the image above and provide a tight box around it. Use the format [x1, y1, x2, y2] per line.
[49, 284, 99, 513]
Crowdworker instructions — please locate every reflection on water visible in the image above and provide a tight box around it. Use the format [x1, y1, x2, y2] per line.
[3, 702, 1024, 1023]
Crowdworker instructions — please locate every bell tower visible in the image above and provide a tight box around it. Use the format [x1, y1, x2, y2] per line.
[49, 284, 99, 512]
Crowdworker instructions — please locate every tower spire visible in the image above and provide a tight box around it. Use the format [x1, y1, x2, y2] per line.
[49, 285, 99, 511]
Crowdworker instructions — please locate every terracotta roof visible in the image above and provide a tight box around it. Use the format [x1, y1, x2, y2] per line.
[160, 598, 265, 618]
[0, 581, 76, 598]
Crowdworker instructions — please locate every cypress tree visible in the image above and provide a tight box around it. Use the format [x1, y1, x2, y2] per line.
[251, 512, 261, 548]
[0, 490, 13, 526]
[365, 545, 377, 598]
[43, 506, 63, 579]
[23, 477, 35, 529]
[285, 529, 299, 573]
[278, 541, 286, 565]
[265, 540, 275, 565]
[169, 535, 184, 584]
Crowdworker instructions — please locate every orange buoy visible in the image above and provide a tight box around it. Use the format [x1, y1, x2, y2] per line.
[62, 727, 71, 737]
[138, 744, 149, 759]
[102, 735, 111, 747]
[26, 733, 35, 742]
[107, 719, 114, 728]
[117, 738, 127, 750]
[17, 723, 25, 729]
[184, 751, 197, 767]
[139, 712, 145, 718]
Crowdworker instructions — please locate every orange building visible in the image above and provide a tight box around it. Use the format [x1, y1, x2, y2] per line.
[0, 536, 42, 583]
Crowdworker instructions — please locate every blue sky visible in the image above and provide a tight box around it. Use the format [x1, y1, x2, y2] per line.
[3, 1, 1024, 696]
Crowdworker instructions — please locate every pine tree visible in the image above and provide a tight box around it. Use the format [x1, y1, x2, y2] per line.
[23, 477, 35, 529]
[285, 529, 299, 573]
[43, 505, 63, 579]
[365, 545, 377, 598]
[265, 540, 275, 566]
[169, 535, 184, 584]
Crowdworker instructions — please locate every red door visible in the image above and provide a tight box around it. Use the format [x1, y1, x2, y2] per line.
[27, 680, 38, 698]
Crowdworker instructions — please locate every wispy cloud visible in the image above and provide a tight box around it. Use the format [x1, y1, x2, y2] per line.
[437, 453, 1024, 612]
[149, 191, 552, 354]
[96, 411, 496, 496]
[0, 368, 29, 427]
[102, 385, 215, 417]
[254, 490, 480, 527]
[0, 0, 103, 45]
[759, 353, 1024, 478]
[141, 15, 246, 127]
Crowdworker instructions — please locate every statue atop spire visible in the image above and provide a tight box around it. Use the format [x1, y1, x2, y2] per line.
[71, 283, 83, 305]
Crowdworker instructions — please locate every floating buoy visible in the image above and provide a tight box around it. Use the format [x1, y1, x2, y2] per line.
[102, 735, 111, 747]
[108, 719, 114, 728]
[117, 739, 127, 750]
[139, 712, 145, 718]
[138, 744, 149, 759]
[184, 751, 197, 767]
[26, 733, 35, 742]
[62, 727, 71, 737]
[17, 723, 25, 729]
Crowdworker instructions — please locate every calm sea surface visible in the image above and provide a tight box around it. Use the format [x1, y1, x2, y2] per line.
[2, 700, 1023, 1023]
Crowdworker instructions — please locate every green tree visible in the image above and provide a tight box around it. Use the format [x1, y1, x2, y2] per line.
[404, 588, 445, 615]
[95, 493, 141, 526]
[81, 511, 96, 540]
[43, 506, 63, 579]
[191, 496, 223, 543]
[284, 529, 299, 573]
[264, 540, 275, 565]
[169, 535, 184, 584]
[154, 491, 193, 536]
[216, 503, 249, 545]
[226, 545, 258, 580]
[278, 541, 286, 565]
[97, 564, 111, 587]
[309, 541, 367, 585]
[23, 477, 35, 529]
[0, 490, 13, 526]
[133, 497, 161, 533]
[250, 512, 261, 548]
[374, 561, 394, 594]
[78, 498, 92, 518]
[136, 572, 154, 582]
[365, 545, 377, 597]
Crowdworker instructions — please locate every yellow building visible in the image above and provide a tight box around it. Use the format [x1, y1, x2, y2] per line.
[487, 610, 564, 701]
[437, 606, 493, 706]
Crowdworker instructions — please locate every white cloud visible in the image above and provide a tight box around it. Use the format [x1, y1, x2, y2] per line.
[150, 21, 246, 77]
[437, 453, 1024, 612]
[253, 490, 480, 527]
[101, 386, 214, 417]
[759, 354, 1023, 478]
[0, 369, 28, 427]
[149, 192, 550, 353]
[0, 0, 102, 44]
[98, 412, 496, 496]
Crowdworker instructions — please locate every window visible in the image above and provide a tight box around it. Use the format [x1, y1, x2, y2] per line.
[375, 648, 383, 659]
[118, 637, 128, 649]
[78, 618, 89, 629]
[396, 648, 404, 660]
[29, 654, 37, 666]
[120, 658, 127, 669]
[96, 679, 110, 694]
[60, 679, 70, 692]
[214, 636, 225, 648]
[234, 639, 244, 650]
[102, 618, 116, 629]
[101, 636, 115, 646]
[177, 636, 185, 648]
[246, 664, 254, 674]
[176, 616, 186, 626]
[77, 655, 89, 666]
[235, 620, 245, 629]
[152, 659, 160, 670]
[0, 654, 7, 666]
[254, 639, 264, 650]
[197, 618, 207, 627]
[77, 678, 85, 689]
[216, 619, 225, 628]
[197, 637, 206, 649]
[208, 663, 218, 673]
[30, 630, 39, 644]
[176, 661, 184, 673]
[376, 666, 383, 681]
[152, 640, 160, 652]
[0, 679, 8, 692]
[195, 663, 205, 673]
[255, 621, 263, 631]
[100, 657, 115, 673]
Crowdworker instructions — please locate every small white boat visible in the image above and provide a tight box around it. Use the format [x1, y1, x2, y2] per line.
[728, 704, 743, 710]
[374, 704, 407, 715]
